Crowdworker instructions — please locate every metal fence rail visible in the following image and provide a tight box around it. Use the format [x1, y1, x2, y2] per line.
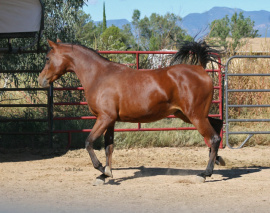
[225, 55, 270, 149]
[0, 80, 53, 146]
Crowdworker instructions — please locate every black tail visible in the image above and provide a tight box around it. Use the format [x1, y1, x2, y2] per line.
[170, 40, 221, 69]
[208, 117, 223, 135]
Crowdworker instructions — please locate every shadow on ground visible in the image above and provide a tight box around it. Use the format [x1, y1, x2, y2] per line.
[0, 148, 68, 163]
[105, 166, 269, 185]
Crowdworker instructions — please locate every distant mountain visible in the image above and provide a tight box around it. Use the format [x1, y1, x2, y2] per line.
[181, 7, 270, 38]
[95, 19, 130, 29]
[95, 7, 270, 38]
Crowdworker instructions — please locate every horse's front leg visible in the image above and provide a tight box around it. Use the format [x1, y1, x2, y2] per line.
[85, 116, 114, 176]
[103, 125, 114, 177]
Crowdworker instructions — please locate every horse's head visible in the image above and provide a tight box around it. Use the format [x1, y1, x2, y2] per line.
[38, 39, 70, 88]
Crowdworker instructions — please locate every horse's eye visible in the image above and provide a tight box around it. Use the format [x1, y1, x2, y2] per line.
[46, 57, 49, 61]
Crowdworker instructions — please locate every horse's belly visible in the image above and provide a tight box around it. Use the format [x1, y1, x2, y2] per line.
[118, 115, 165, 123]
[117, 105, 177, 123]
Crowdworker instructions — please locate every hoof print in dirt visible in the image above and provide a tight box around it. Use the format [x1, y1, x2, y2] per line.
[93, 175, 107, 186]
[195, 175, 206, 183]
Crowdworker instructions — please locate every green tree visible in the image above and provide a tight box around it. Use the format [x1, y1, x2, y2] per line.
[100, 25, 125, 48]
[99, 25, 134, 63]
[103, 2, 107, 32]
[149, 34, 160, 51]
[230, 12, 259, 50]
[122, 23, 136, 49]
[132, 9, 141, 50]
[209, 12, 260, 54]
[209, 15, 230, 50]
[75, 10, 102, 48]
[131, 10, 192, 50]
[43, 0, 85, 42]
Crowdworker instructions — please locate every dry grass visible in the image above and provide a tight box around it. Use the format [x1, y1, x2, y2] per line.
[114, 120, 204, 149]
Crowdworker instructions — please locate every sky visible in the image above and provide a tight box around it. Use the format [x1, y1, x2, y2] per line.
[83, 0, 270, 21]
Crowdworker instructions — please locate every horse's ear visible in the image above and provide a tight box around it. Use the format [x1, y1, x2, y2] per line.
[47, 39, 57, 49]
[57, 38, 62, 43]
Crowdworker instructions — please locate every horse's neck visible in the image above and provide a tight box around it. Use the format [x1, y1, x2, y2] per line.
[71, 46, 108, 89]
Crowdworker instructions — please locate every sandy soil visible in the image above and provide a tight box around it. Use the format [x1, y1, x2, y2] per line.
[0, 146, 270, 213]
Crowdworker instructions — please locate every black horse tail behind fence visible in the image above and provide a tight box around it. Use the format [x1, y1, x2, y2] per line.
[170, 40, 221, 69]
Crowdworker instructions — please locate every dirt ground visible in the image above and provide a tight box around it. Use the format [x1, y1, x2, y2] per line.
[0, 146, 270, 213]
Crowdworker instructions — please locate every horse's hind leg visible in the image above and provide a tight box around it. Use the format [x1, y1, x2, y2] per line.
[103, 125, 114, 177]
[190, 116, 221, 180]
[208, 117, 225, 166]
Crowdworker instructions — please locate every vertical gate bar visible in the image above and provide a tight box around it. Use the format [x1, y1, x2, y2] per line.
[218, 58, 223, 148]
[225, 57, 230, 148]
[136, 52, 139, 70]
[47, 86, 50, 147]
[136, 52, 141, 130]
[48, 83, 54, 148]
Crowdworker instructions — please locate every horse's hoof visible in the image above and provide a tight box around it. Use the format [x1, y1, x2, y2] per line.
[218, 156, 226, 166]
[93, 175, 106, 186]
[195, 175, 206, 183]
[104, 166, 113, 177]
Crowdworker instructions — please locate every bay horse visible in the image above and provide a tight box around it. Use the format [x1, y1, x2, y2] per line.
[38, 39, 224, 183]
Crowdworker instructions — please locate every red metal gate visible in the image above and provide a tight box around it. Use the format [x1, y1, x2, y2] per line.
[52, 51, 223, 148]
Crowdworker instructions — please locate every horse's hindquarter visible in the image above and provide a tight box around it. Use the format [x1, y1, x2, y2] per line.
[167, 64, 214, 117]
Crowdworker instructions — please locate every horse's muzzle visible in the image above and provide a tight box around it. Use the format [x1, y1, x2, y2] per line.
[38, 76, 50, 88]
